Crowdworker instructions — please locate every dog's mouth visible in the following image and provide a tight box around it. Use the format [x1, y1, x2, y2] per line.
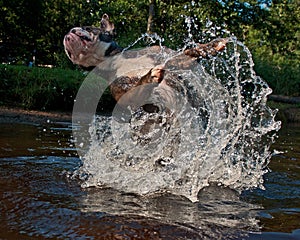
[71, 28, 92, 42]
[66, 33, 91, 42]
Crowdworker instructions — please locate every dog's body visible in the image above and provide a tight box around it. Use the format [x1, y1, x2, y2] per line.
[63, 14, 228, 102]
[64, 14, 229, 161]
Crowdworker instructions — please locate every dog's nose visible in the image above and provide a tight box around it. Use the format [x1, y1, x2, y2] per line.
[71, 29, 76, 34]
[65, 35, 70, 41]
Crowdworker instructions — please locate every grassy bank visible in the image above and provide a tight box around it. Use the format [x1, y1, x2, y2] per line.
[0, 64, 114, 111]
[1, 64, 299, 122]
[252, 53, 300, 97]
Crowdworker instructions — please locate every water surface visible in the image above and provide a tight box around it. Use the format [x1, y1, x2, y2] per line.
[0, 120, 299, 239]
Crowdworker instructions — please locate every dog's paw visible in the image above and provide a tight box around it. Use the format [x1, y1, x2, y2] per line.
[211, 38, 228, 51]
[150, 66, 165, 83]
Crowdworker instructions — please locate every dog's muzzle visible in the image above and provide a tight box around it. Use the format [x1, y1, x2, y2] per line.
[63, 28, 94, 59]
[64, 28, 92, 43]
[70, 28, 92, 42]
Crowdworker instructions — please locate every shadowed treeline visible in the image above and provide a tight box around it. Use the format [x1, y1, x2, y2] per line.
[0, 0, 299, 97]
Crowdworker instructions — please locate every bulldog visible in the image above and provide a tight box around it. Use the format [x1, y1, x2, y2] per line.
[63, 14, 228, 102]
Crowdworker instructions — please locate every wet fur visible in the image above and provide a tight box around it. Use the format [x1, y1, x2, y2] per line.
[63, 14, 227, 101]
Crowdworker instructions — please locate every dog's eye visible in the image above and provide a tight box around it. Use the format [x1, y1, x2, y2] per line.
[80, 35, 91, 41]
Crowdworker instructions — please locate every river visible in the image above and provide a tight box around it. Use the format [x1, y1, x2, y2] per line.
[0, 119, 299, 239]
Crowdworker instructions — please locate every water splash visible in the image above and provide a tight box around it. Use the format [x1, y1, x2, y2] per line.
[123, 32, 164, 52]
[72, 33, 280, 202]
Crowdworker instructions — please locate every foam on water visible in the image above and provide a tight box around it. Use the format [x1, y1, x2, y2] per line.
[71, 33, 281, 202]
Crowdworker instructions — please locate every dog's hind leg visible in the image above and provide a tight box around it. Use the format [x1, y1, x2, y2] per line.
[184, 38, 228, 58]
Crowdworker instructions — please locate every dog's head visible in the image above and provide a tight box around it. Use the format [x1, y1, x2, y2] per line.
[63, 14, 121, 67]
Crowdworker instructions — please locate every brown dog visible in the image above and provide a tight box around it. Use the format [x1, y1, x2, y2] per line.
[63, 14, 228, 102]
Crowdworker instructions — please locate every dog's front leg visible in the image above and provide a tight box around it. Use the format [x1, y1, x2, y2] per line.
[141, 65, 165, 84]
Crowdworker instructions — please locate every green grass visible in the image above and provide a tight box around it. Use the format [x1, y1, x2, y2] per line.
[0, 64, 114, 111]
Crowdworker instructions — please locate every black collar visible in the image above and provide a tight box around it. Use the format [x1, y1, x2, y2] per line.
[104, 41, 123, 56]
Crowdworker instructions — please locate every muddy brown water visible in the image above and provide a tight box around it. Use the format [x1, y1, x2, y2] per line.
[0, 119, 299, 239]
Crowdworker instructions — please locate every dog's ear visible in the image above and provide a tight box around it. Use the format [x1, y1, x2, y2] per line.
[100, 14, 115, 34]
